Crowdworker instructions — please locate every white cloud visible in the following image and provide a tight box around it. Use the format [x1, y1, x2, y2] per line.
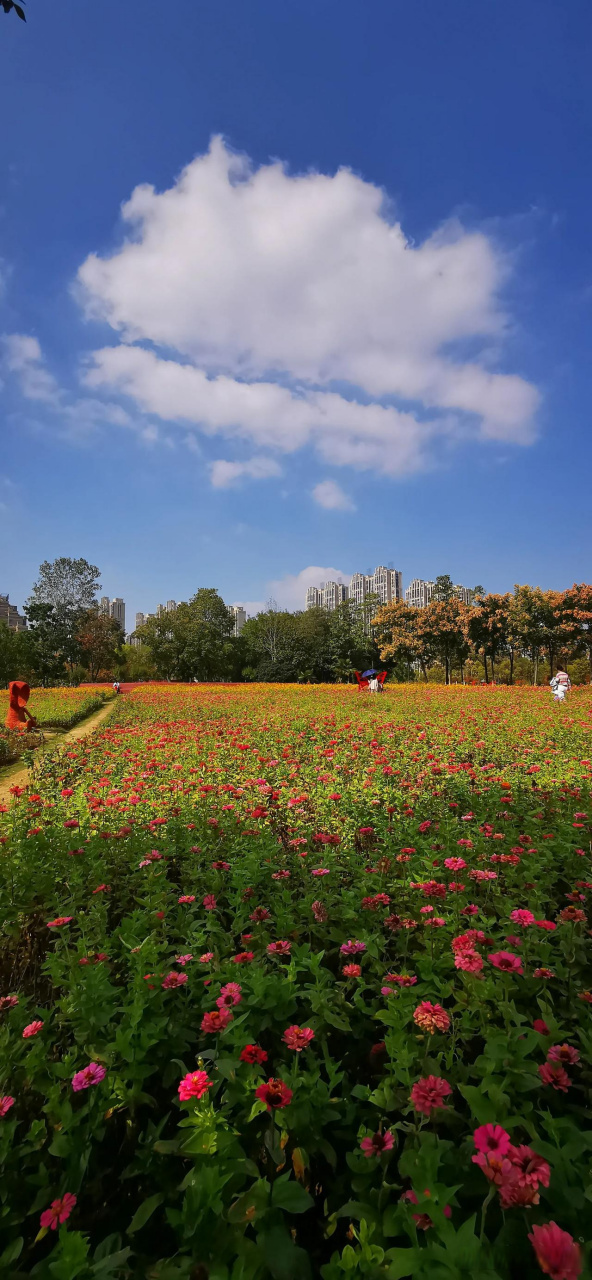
[268, 564, 350, 611]
[312, 479, 355, 511]
[76, 136, 539, 476]
[210, 455, 282, 488]
[2, 333, 61, 404]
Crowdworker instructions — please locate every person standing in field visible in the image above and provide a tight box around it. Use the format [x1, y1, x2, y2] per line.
[5, 681, 37, 732]
[550, 668, 571, 702]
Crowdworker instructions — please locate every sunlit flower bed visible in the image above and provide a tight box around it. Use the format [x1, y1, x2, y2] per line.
[24, 685, 114, 729]
[0, 683, 591, 1279]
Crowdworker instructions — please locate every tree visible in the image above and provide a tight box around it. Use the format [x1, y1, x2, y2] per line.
[27, 558, 101, 673]
[469, 593, 511, 682]
[21, 603, 68, 684]
[77, 610, 123, 680]
[421, 598, 471, 684]
[138, 589, 234, 681]
[374, 601, 434, 680]
[561, 584, 592, 678]
[432, 575, 456, 603]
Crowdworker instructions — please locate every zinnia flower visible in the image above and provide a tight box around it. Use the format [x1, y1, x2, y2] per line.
[162, 971, 188, 989]
[22, 1020, 43, 1038]
[410, 1076, 452, 1115]
[201, 1008, 233, 1034]
[0, 1096, 15, 1117]
[342, 964, 361, 977]
[528, 1222, 582, 1280]
[216, 982, 242, 1009]
[360, 1130, 395, 1158]
[473, 1124, 512, 1158]
[178, 1070, 212, 1101]
[282, 1025, 315, 1052]
[47, 917, 73, 929]
[510, 908, 536, 927]
[413, 1001, 450, 1034]
[255, 1078, 293, 1110]
[340, 940, 366, 956]
[488, 950, 523, 975]
[240, 1044, 268, 1064]
[547, 1044, 580, 1066]
[71, 1062, 106, 1092]
[40, 1192, 77, 1231]
[267, 940, 291, 956]
[538, 1062, 571, 1092]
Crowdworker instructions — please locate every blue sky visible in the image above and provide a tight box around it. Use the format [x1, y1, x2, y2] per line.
[1, 0, 591, 626]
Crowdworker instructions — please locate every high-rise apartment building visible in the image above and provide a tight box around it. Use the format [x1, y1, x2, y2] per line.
[135, 612, 145, 630]
[371, 566, 403, 605]
[0, 594, 27, 631]
[305, 587, 321, 610]
[109, 598, 126, 631]
[166, 600, 177, 613]
[322, 581, 349, 611]
[99, 597, 110, 617]
[348, 573, 370, 607]
[405, 579, 436, 608]
[229, 605, 247, 636]
[454, 584, 475, 606]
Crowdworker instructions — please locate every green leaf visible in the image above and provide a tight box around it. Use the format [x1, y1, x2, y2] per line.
[384, 1247, 421, 1279]
[127, 1193, 163, 1234]
[457, 1084, 499, 1125]
[0, 1237, 23, 1268]
[260, 1225, 312, 1280]
[272, 1179, 314, 1214]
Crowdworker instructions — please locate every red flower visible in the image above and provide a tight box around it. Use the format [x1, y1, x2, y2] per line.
[162, 971, 188, 989]
[255, 1078, 293, 1110]
[533, 1019, 550, 1034]
[528, 1222, 582, 1280]
[473, 1124, 512, 1159]
[342, 963, 361, 977]
[410, 1075, 452, 1115]
[240, 1044, 268, 1064]
[47, 917, 73, 929]
[22, 1020, 43, 1038]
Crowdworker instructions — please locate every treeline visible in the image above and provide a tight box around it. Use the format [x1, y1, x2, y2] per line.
[2, 560, 591, 686]
[375, 579, 592, 685]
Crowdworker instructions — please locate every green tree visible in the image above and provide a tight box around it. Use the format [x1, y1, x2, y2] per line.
[138, 589, 234, 680]
[22, 602, 69, 684]
[27, 557, 101, 674]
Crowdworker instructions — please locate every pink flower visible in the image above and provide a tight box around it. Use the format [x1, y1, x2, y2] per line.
[510, 908, 536, 927]
[410, 1075, 452, 1115]
[216, 982, 242, 1009]
[22, 1020, 43, 1038]
[175, 954, 194, 966]
[0, 996, 19, 1011]
[360, 1130, 395, 1158]
[340, 939, 366, 956]
[455, 949, 483, 973]
[385, 972, 417, 987]
[267, 940, 291, 956]
[203, 894, 217, 910]
[539, 1062, 571, 1092]
[178, 895, 196, 904]
[71, 1062, 106, 1092]
[199, 952, 214, 963]
[534, 1018, 550, 1034]
[488, 950, 523, 975]
[178, 1069, 212, 1101]
[473, 1124, 512, 1158]
[201, 1007, 233, 1034]
[444, 857, 467, 871]
[343, 964, 361, 977]
[162, 971, 188, 989]
[283, 1025, 315, 1052]
[255, 1078, 293, 1110]
[547, 1044, 580, 1065]
[311, 868, 330, 877]
[0, 1096, 15, 1117]
[40, 1192, 77, 1231]
[47, 917, 73, 928]
[413, 1002, 450, 1034]
[528, 1222, 583, 1280]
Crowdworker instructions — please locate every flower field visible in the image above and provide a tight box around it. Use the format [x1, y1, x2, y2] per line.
[0, 683, 591, 1280]
[0, 687, 114, 765]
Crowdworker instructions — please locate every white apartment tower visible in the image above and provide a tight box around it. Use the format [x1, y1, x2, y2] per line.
[109, 598, 126, 631]
[322, 581, 349, 611]
[371, 566, 403, 605]
[305, 586, 321, 610]
[135, 612, 146, 630]
[405, 579, 436, 608]
[229, 605, 247, 636]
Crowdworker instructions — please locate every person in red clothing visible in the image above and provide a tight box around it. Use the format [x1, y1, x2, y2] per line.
[5, 681, 37, 732]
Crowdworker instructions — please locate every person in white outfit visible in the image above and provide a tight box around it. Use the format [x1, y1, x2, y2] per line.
[550, 669, 571, 702]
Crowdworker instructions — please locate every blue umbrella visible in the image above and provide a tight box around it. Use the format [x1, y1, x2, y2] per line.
[362, 669, 379, 678]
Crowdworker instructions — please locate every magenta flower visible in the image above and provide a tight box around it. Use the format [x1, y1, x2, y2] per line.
[473, 1124, 512, 1158]
[488, 950, 523, 975]
[283, 1025, 315, 1052]
[40, 1192, 77, 1231]
[340, 939, 366, 956]
[47, 917, 73, 929]
[216, 982, 242, 1009]
[0, 1096, 15, 1117]
[510, 908, 536, 927]
[178, 1069, 212, 1101]
[71, 1062, 106, 1092]
[162, 971, 188, 989]
[410, 1075, 452, 1115]
[360, 1130, 395, 1158]
[528, 1222, 582, 1280]
[203, 894, 217, 910]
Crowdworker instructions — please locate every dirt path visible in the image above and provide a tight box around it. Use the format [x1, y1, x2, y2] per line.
[0, 699, 117, 803]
